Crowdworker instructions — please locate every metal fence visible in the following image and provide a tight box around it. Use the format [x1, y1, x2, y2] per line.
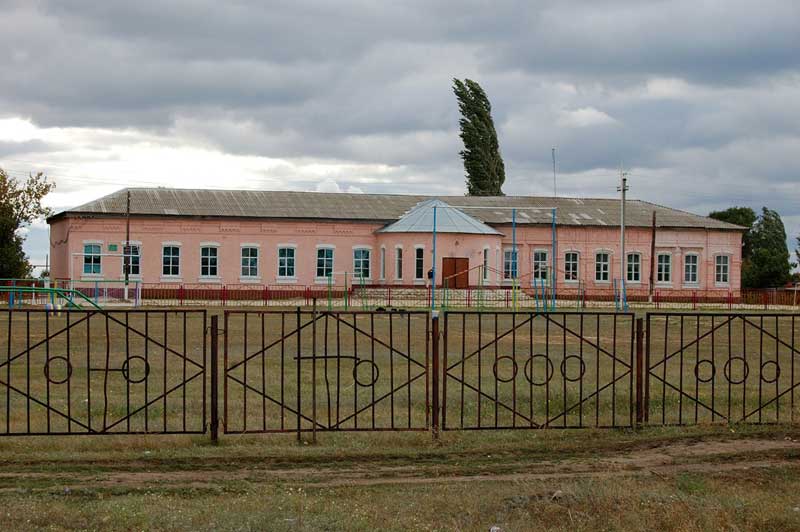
[2, 308, 800, 439]
[441, 312, 636, 429]
[0, 309, 206, 435]
[645, 313, 800, 425]
[223, 309, 430, 434]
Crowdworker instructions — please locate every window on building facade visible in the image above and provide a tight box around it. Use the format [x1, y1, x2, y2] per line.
[241, 247, 258, 278]
[595, 252, 610, 282]
[564, 252, 579, 281]
[380, 247, 386, 280]
[657, 254, 671, 283]
[533, 250, 548, 282]
[684, 254, 698, 284]
[162, 246, 180, 276]
[278, 247, 296, 278]
[482, 248, 489, 280]
[396, 248, 403, 280]
[354, 248, 370, 279]
[503, 249, 518, 279]
[415, 248, 424, 280]
[83, 244, 101, 275]
[715, 255, 729, 284]
[201, 246, 219, 277]
[122, 244, 140, 277]
[316, 247, 334, 278]
[627, 253, 641, 283]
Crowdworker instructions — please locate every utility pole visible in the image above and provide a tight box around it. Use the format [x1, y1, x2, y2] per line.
[552, 147, 557, 197]
[617, 170, 629, 308]
[124, 189, 131, 301]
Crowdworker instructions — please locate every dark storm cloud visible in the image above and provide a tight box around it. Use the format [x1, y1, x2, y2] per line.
[1, 0, 800, 251]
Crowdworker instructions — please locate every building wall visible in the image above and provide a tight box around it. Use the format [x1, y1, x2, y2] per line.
[49, 216, 742, 292]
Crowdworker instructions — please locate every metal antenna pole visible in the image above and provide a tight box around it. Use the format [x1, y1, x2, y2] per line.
[617, 171, 629, 310]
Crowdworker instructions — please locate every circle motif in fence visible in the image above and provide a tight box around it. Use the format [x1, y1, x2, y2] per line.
[760, 360, 781, 383]
[43, 356, 72, 384]
[353, 359, 380, 387]
[122, 356, 151, 384]
[693, 360, 716, 383]
[560, 355, 586, 382]
[492, 356, 518, 383]
[723, 357, 749, 384]
[524, 355, 554, 386]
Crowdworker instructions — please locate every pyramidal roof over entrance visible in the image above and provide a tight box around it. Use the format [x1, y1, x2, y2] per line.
[376, 199, 503, 235]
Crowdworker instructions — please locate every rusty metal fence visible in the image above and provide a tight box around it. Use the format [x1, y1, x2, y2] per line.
[223, 309, 430, 435]
[0, 309, 206, 435]
[440, 312, 636, 430]
[645, 313, 800, 425]
[2, 308, 800, 439]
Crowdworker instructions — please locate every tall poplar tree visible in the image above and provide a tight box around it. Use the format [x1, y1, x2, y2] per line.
[453, 78, 505, 196]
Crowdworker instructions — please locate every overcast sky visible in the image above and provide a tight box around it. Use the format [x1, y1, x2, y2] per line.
[1, 0, 799, 268]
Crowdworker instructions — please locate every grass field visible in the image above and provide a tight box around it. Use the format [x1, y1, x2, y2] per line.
[1, 425, 800, 530]
[2, 306, 800, 530]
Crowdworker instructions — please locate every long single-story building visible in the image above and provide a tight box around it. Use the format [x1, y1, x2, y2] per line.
[47, 188, 745, 293]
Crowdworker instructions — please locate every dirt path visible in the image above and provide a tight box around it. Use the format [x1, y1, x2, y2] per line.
[1, 437, 798, 492]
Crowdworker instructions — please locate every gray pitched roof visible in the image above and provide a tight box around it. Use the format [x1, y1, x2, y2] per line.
[377, 199, 503, 235]
[48, 187, 746, 231]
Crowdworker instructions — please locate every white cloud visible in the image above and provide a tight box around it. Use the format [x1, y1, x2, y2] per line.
[556, 107, 617, 128]
[315, 178, 341, 193]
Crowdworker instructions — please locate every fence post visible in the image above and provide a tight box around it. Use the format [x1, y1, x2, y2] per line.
[431, 310, 440, 439]
[179, 284, 185, 306]
[210, 315, 219, 443]
[635, 317, 644, 426]
[296, 306, 302, 443]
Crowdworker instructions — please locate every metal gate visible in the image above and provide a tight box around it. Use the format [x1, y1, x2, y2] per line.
[0, 309, 207, 435]
[646, 313, 800, 425]
[223, 310, 429, 433]
[441, 311, 635, 429]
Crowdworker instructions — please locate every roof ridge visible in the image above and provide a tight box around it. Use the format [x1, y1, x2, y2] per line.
[634, 198, 748, 230]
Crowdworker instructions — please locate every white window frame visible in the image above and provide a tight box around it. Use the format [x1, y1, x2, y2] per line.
[482, 247, 490, 281]
[532, 249, 549, 284]
[564, 251, 580, 283]
[715, 254, 730, 286]
[594, 251, 611, 283]
[277, 244, 298, 282]
[414, 245, 425, 281]
[503, 248, 518, 281]
[161, 242, 182, 280]
[353, 246, 372, 281]
[200, 243, 220, 280]
[240, 244, 260, 282]
[657, 253, 672, 284]
[379, 246, 386, 281]
[121, 240, 142, 279]
[626, 252, 641, 284]
[683, 253, 699, 286]
[82, 241, 103, 277]
[315, 245, 335, 282]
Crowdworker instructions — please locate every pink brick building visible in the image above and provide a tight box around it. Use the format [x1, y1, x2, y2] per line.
[47, 189, 745, 295]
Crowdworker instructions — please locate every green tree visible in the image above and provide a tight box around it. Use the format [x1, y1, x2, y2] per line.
[453, 78, 505, 196]
[709, 207, 757, 260]
[743, 207, 792, 288]
[0, 168, 54, 278]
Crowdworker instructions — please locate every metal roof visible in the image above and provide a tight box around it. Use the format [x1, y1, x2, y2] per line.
[48, 187, 746, 231]
[377, 199, 503, 235]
